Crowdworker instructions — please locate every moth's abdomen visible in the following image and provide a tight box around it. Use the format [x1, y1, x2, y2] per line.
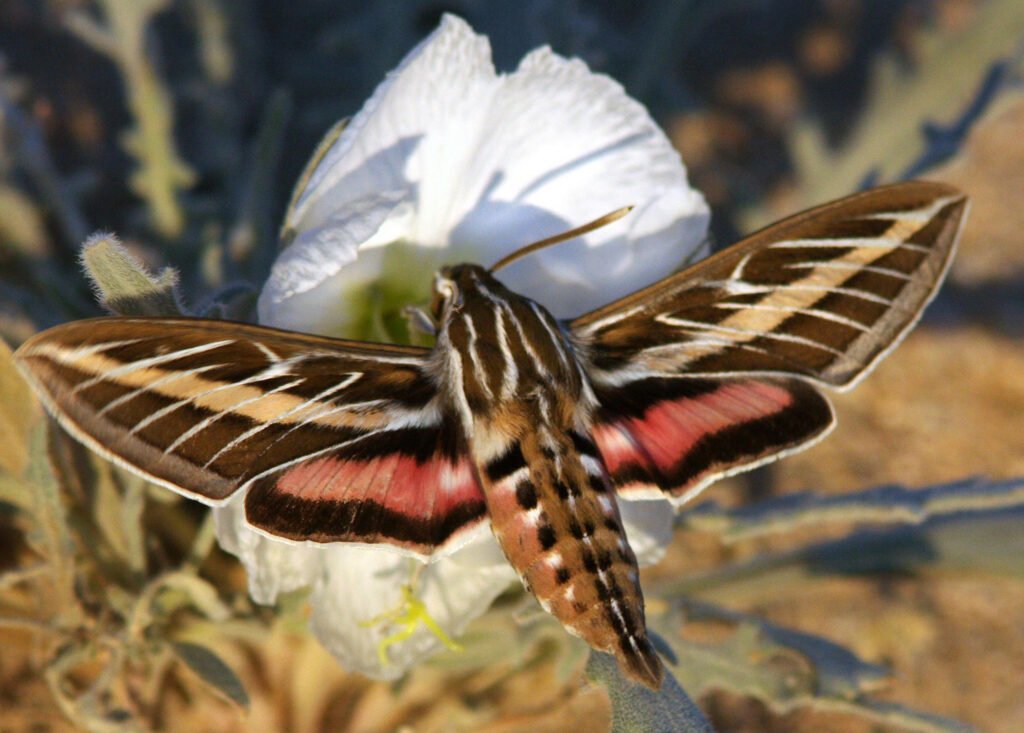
[479, 429, 663, 689]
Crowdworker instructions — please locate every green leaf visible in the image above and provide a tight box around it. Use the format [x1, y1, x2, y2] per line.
[656, 614, 817, 707]
[159, 572, 231, 622]
[24, 421, 80, 618]
[0, 183, 49, 256]
[79, 234, 186, 316]
[586, 650, 713, 733]
[768, 0, 1024, 223]
[133, 572, 231, 634]
[849, 698, 979, 733]
[679, 511, 1024, 607]
[90, 461, 147, 575]
[91, 458, 130, 564]
[647, 598, 978, 732]
[171, 641, 249, 708]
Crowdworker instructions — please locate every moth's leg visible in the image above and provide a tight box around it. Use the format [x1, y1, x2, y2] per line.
[404, 306, 438, 336]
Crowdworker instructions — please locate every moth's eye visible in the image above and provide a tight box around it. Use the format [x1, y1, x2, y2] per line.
[430, 275, 456, 318]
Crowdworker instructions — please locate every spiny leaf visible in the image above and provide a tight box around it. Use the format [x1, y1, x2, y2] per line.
[648, 598, 978, 732]
[25, 421, 79, 617]
[0, 183, 49, 256]
[0, 469, 36, 513]
[675, 600, 889, 700]
[90, 459, 148, 576]
[91, 458, 130, 565]
[773, 0, 1024, 219]
[656, 614, 816, 707]
[664, 510, 1024, 615]
[131, 572, 231, 637]
[846, 698, 980, 733]
[65, 0, 196, 237]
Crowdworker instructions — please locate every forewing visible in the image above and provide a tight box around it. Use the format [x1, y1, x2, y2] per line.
[15, 317, 485, 554]
[572, 181, 966, 389]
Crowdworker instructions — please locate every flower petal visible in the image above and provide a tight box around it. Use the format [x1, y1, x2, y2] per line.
[213, 496, 322, 605]
[308, 527, 517, 680]
[258, 190, 414, 334]
[215, 498, 517, 680]
[443, 45, 709, 316]
[284, 15, 498, 253]
[263, 14, 709, 331]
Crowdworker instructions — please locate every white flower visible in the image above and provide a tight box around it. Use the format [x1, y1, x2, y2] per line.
[258, 14, 708, 337]
[219, 14, 709, 680]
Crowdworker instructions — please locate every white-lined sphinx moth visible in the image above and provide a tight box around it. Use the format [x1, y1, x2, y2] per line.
[14, 181, 967, 688]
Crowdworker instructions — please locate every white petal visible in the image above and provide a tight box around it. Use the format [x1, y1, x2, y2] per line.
[214, 496, 517, 679]
[258, 190, 413, 333]
[444, 46, 709, 316]
[617, 497, 674, 566]
[285, 15, 498, 248]
[308, 529, 517, 679]
[213, 496, 322, 605]
[264, 14, 709, 331]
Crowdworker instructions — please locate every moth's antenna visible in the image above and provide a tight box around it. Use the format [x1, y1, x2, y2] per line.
[488, 206, 633, 274]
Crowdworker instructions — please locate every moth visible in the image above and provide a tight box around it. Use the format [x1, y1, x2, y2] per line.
[14, 181, 966, 688]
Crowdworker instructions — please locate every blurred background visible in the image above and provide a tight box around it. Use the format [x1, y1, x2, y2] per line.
[1, 1, 1023, 731]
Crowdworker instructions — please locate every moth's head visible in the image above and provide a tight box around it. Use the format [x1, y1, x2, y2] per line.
[430, 263, 491, 319]
[428, 209, 634, 319]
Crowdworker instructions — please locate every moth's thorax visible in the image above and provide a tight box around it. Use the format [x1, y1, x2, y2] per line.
[432, 264, 590, 443]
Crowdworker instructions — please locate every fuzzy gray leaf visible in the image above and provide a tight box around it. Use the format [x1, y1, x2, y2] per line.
[586, 650, 713, 733]
[682, 477, 1024, 542]
[80, 234, 185, 317]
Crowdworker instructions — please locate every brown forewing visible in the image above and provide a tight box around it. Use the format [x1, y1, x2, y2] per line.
[14, 317, 438, 503]
[572, 181, 967, 389]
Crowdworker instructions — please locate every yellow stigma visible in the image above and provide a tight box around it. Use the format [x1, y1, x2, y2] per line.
[360, 584, 463, 667]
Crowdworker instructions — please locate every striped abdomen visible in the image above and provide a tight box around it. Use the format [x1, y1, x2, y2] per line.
[479, 426, 663, 687]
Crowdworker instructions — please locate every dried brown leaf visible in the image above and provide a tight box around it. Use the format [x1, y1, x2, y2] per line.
[0, 336, 40, 476]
